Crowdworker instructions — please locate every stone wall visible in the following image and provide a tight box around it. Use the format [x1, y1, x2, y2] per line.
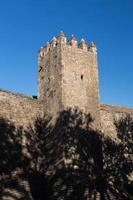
[100, 103, 133, 138]
[0, 89, 44, 127]
[0, 89, 133, 138]
[38, 45, 63, 117]
[61, 45, 100, 127]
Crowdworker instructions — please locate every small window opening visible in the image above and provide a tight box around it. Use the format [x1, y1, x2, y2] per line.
[81, 75, 84, 80]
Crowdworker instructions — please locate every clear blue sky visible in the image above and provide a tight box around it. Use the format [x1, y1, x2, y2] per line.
[0, 0, 133, 107]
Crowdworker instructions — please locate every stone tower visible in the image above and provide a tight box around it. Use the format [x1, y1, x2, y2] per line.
[38, 32, 100, 125]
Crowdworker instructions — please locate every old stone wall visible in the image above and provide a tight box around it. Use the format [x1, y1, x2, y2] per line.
[100, 103, 133, 138]
[38, 45, 63, 117]
[61, 45, 100, 120]
[0, 89, 44, 127]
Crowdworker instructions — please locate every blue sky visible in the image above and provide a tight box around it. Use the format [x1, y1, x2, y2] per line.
[0, 0, 133, 107]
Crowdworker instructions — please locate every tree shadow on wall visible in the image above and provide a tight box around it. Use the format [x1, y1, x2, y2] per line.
[0, 118, 33, 199]
[25, 109, 106, 200]
[114, 115, 133, 198]
[0, 110, 133, 200]
[26, 109, 133, 200]
[102, 114, 133, 200]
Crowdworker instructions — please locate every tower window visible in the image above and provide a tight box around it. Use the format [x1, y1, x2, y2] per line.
[81, 75, 84, 80]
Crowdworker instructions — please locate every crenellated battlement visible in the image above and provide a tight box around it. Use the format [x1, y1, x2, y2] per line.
[38, 31, 97, 62]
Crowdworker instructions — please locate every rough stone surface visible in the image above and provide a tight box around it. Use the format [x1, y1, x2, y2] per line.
[100, 104, 133, 138]
[61, 46, 99, 121]
[0, 89, 43, 127]
[38, 44, 62, 116]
